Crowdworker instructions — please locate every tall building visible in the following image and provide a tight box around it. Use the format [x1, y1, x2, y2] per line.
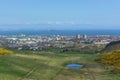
[76, 34, 80, 39]
[83, 34, 87, 39]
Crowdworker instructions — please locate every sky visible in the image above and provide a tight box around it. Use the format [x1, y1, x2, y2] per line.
[0, 0, 120, 30]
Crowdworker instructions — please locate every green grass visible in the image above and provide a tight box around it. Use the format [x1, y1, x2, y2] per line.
[0, 49, 119, 80]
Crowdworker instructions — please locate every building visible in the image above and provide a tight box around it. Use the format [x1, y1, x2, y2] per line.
[83, 34, 87, 39]
[76, 34, 80, 39]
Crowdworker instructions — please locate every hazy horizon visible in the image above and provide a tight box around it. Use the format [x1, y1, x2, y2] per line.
[0, 24, 120, 31]
[0, 0, 120, 30]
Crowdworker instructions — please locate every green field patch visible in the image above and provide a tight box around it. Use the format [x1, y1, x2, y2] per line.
[0, 50, 116, 80]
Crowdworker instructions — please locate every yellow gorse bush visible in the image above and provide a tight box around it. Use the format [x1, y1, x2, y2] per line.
[0, 49, 12, 55]
[95, 51, 120, 73]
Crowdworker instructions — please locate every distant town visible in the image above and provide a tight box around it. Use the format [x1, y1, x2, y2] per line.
[0, 34, 120, 50]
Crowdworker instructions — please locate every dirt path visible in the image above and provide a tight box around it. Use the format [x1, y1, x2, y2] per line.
[17, 65, 39, 80]
[18, 60, 51, 80]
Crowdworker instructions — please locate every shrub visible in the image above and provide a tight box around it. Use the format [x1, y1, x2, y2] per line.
[95, 51, 120, 73]
[0, 49, 12, 55]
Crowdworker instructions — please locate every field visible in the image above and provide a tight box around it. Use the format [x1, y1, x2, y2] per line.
[0, 49, 120, 80]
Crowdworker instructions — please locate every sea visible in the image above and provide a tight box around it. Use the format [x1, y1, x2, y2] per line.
[0, 30, 120, 36]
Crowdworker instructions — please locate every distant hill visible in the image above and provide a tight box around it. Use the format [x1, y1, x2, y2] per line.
[102, 40, 120, 52]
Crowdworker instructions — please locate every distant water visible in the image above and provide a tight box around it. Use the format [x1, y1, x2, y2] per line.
[0, 30, 120, 36]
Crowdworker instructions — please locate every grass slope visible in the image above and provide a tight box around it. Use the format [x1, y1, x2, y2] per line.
[0, 50, 119, 80]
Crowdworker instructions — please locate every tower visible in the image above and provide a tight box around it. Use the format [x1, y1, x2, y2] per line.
[76, 34, 80, 39]
[83, 34, 87, 39]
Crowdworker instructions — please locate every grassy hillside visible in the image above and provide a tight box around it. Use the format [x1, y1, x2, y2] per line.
[0, 49, 120, 80]
[102, 40, 120, 52]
